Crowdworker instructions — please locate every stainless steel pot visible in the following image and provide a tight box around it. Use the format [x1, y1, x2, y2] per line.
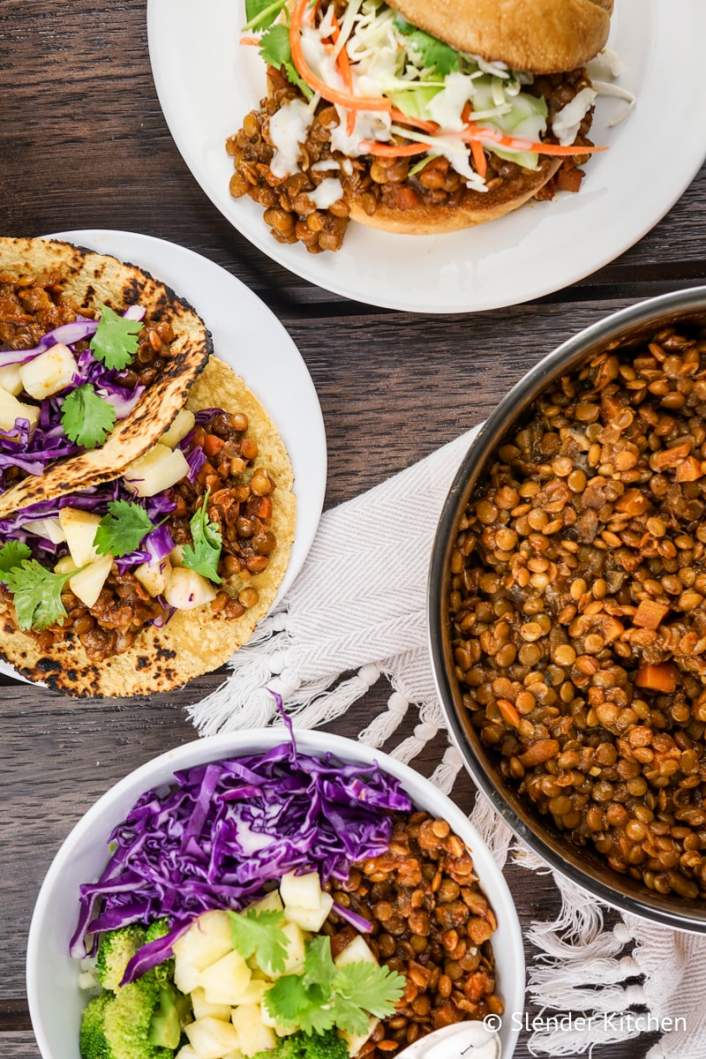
[429, 287, 706, 932]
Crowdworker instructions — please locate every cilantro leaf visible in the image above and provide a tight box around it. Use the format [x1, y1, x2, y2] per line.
[260, 25, 314, 100]
[394, 15, 460, 76]
[303, 936, 337, 993]
[0, 541, 32, 574]
[333, 962, 406, 1021]
[0, 559, 73, 630]
[228, 909, 289, 975]
[328, 994, 370, 1037]
[244, 0, 286, 31]
[182, 491, 223, 584]
[61, 384, 116, 449]
[264, 976, 335, 1034]
[94, 501, 154, 559]
[90, 304, 143, 371]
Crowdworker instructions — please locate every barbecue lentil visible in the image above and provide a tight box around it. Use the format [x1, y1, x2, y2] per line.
[227, 51, 595, 253]
[448, 322, 706, 901]
[323, 812, 502, 1055]
[17, 409, 279, 662]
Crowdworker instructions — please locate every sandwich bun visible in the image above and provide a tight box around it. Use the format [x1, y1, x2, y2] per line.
[388, 0, 613, 74]
[348, 157, 563, 235]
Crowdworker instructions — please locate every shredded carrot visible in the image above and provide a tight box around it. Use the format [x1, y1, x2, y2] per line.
[470, 139, 487, 178]
[240, 35, 261, 45]
[329, 13, 356, 135]
[290, 0, 391, 112]
[390, 108, 437, 134]
[361, 141, 428, 157]
[461, 122, 606, 156]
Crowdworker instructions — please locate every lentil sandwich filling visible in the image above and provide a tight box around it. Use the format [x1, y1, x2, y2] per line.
[448, 319, 706, 902]
[228, 0, 611, 251]
[0, 357, 296, 697]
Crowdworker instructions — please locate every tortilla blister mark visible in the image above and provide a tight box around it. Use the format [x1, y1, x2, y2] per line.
[0, 237, 212, 518]
[0, 358, 296, 697]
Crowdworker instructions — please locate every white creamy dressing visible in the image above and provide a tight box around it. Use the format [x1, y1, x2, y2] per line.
[427, 72, 473, 132]
[551, 86, 598, 146]
[310, 177, 344, 208]
[311, 158, 340, 171]
[269, 98, 314, 178]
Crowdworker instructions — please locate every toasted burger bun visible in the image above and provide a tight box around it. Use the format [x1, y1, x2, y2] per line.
[348, 158, 562, 235]
[388, 0, 613, 74]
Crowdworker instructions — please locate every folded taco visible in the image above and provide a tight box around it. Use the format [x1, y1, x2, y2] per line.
[0, 237, 211, 516]
[0, 358, 295, 696]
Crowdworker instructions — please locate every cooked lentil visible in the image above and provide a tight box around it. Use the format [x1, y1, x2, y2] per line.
[324, 812, 502, 1055]
[448, 321, 706, 901]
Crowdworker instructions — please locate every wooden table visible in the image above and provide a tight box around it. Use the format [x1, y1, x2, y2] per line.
[2, 2, 705, 1056]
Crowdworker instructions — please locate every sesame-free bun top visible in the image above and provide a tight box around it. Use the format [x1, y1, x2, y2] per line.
[388, 0, 613, 74]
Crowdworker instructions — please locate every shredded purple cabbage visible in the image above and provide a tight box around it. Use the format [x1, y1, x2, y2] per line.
[332, 902, 373, 934]
[70, 697, 412, 982]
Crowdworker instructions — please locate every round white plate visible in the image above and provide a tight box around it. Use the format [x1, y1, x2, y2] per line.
[0, 230, 326, 688]
[147, 0, 706, 314]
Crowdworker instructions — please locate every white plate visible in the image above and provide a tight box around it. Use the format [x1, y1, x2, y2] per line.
[147, 0, 706, 314]
[27, 728, 525, 1059]
[0, 230, 326, 687]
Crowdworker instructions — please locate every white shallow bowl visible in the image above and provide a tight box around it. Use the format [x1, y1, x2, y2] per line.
[27, 729, 525, 1059]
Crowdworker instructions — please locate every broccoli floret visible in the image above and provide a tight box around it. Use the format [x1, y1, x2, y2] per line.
[254, 1030, 349, 1059]
[96, 926, 147, 992]
[80, 994, 112, 1059]
[144, 919, 175, 987]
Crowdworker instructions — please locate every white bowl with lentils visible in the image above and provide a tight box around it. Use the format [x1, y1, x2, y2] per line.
[28, 728, 525, 1059]
[431, 288, 706, 932]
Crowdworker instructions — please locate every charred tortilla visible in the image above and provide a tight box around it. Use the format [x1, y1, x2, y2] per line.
[0, 237, 211, 518]
[0, 358, 296, 696]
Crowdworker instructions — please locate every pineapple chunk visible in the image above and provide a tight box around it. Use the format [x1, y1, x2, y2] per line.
[199, 951, 252, 1007]
[248, 891, 283, 915]
[0, 388, 39, 432]
[0, 364, 23, 396]
[161, 408, 196, 448]
[176, 1047, 199, 1059]
[277, 923, 306, 977]
[124, 443, 189, 497]
[335, 936, 377, 968]
[284, 892, 333, 933]
[69, 555, 113, 608]
[165, 567, 217, 611]
[20, 343, 77, 399]
[280, 872, 322, 911]
[342, 1018, 379, 1057]
[27, 517, 66, 544]
[191, 988, 232, 1023]
[230, 979, 268, 1005]
[231, 1004, 276, 1058]
[185, 1017, 239, 1059]
[58, 508, 101, 567]
[134, 558, 171, 598]
[54, 555, 78, 575]
[222, 1052, 245, 1059]
[170, 544, 185, 566]
[173, 911, 235, 994]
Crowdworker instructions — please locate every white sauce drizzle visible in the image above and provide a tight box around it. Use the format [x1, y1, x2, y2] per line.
[269, 98, 314, 178]
[310, 177, 344, 209]
[552, 87, 597, 146]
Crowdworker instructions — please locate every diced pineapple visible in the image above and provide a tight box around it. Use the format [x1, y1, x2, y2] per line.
[124, 443, 189, 497]
[54, 555, 78, 575]
[284, 892, 333, 933]
[165, 567, 217, 611]
[161, 408, 196, 448]
[230, 979, 268, 1005]
[0, 363, 23, 396]
[231, 1004, 276, 1058]
[134, 558, 171, 598]
[170, 544, 185, 566]
[199, 951, 252, 1007]
[58, 508, 101, 567]
[173, 911, 235, 994]
[280, 872, 322, 912]
[248, 891, 283, 915]
[191, 988, 232, 1023]
[184, 1017, 239, 1059]
[277, 923, 306, 977]
[176, 1047, 199, 1059]
[69, 555, 113, 608]
[335, 936, 377, 968]
[222, 1052, 245, 1059]
[0, 388, 39, 432]
[342, 1018, 379, 1057]
[27, 517, 66, 544]
[20, 343, 77, 399]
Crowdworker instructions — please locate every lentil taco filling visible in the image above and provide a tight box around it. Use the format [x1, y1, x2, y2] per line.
[448, 320, 706, 901]
[227, 0, 605, 252]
